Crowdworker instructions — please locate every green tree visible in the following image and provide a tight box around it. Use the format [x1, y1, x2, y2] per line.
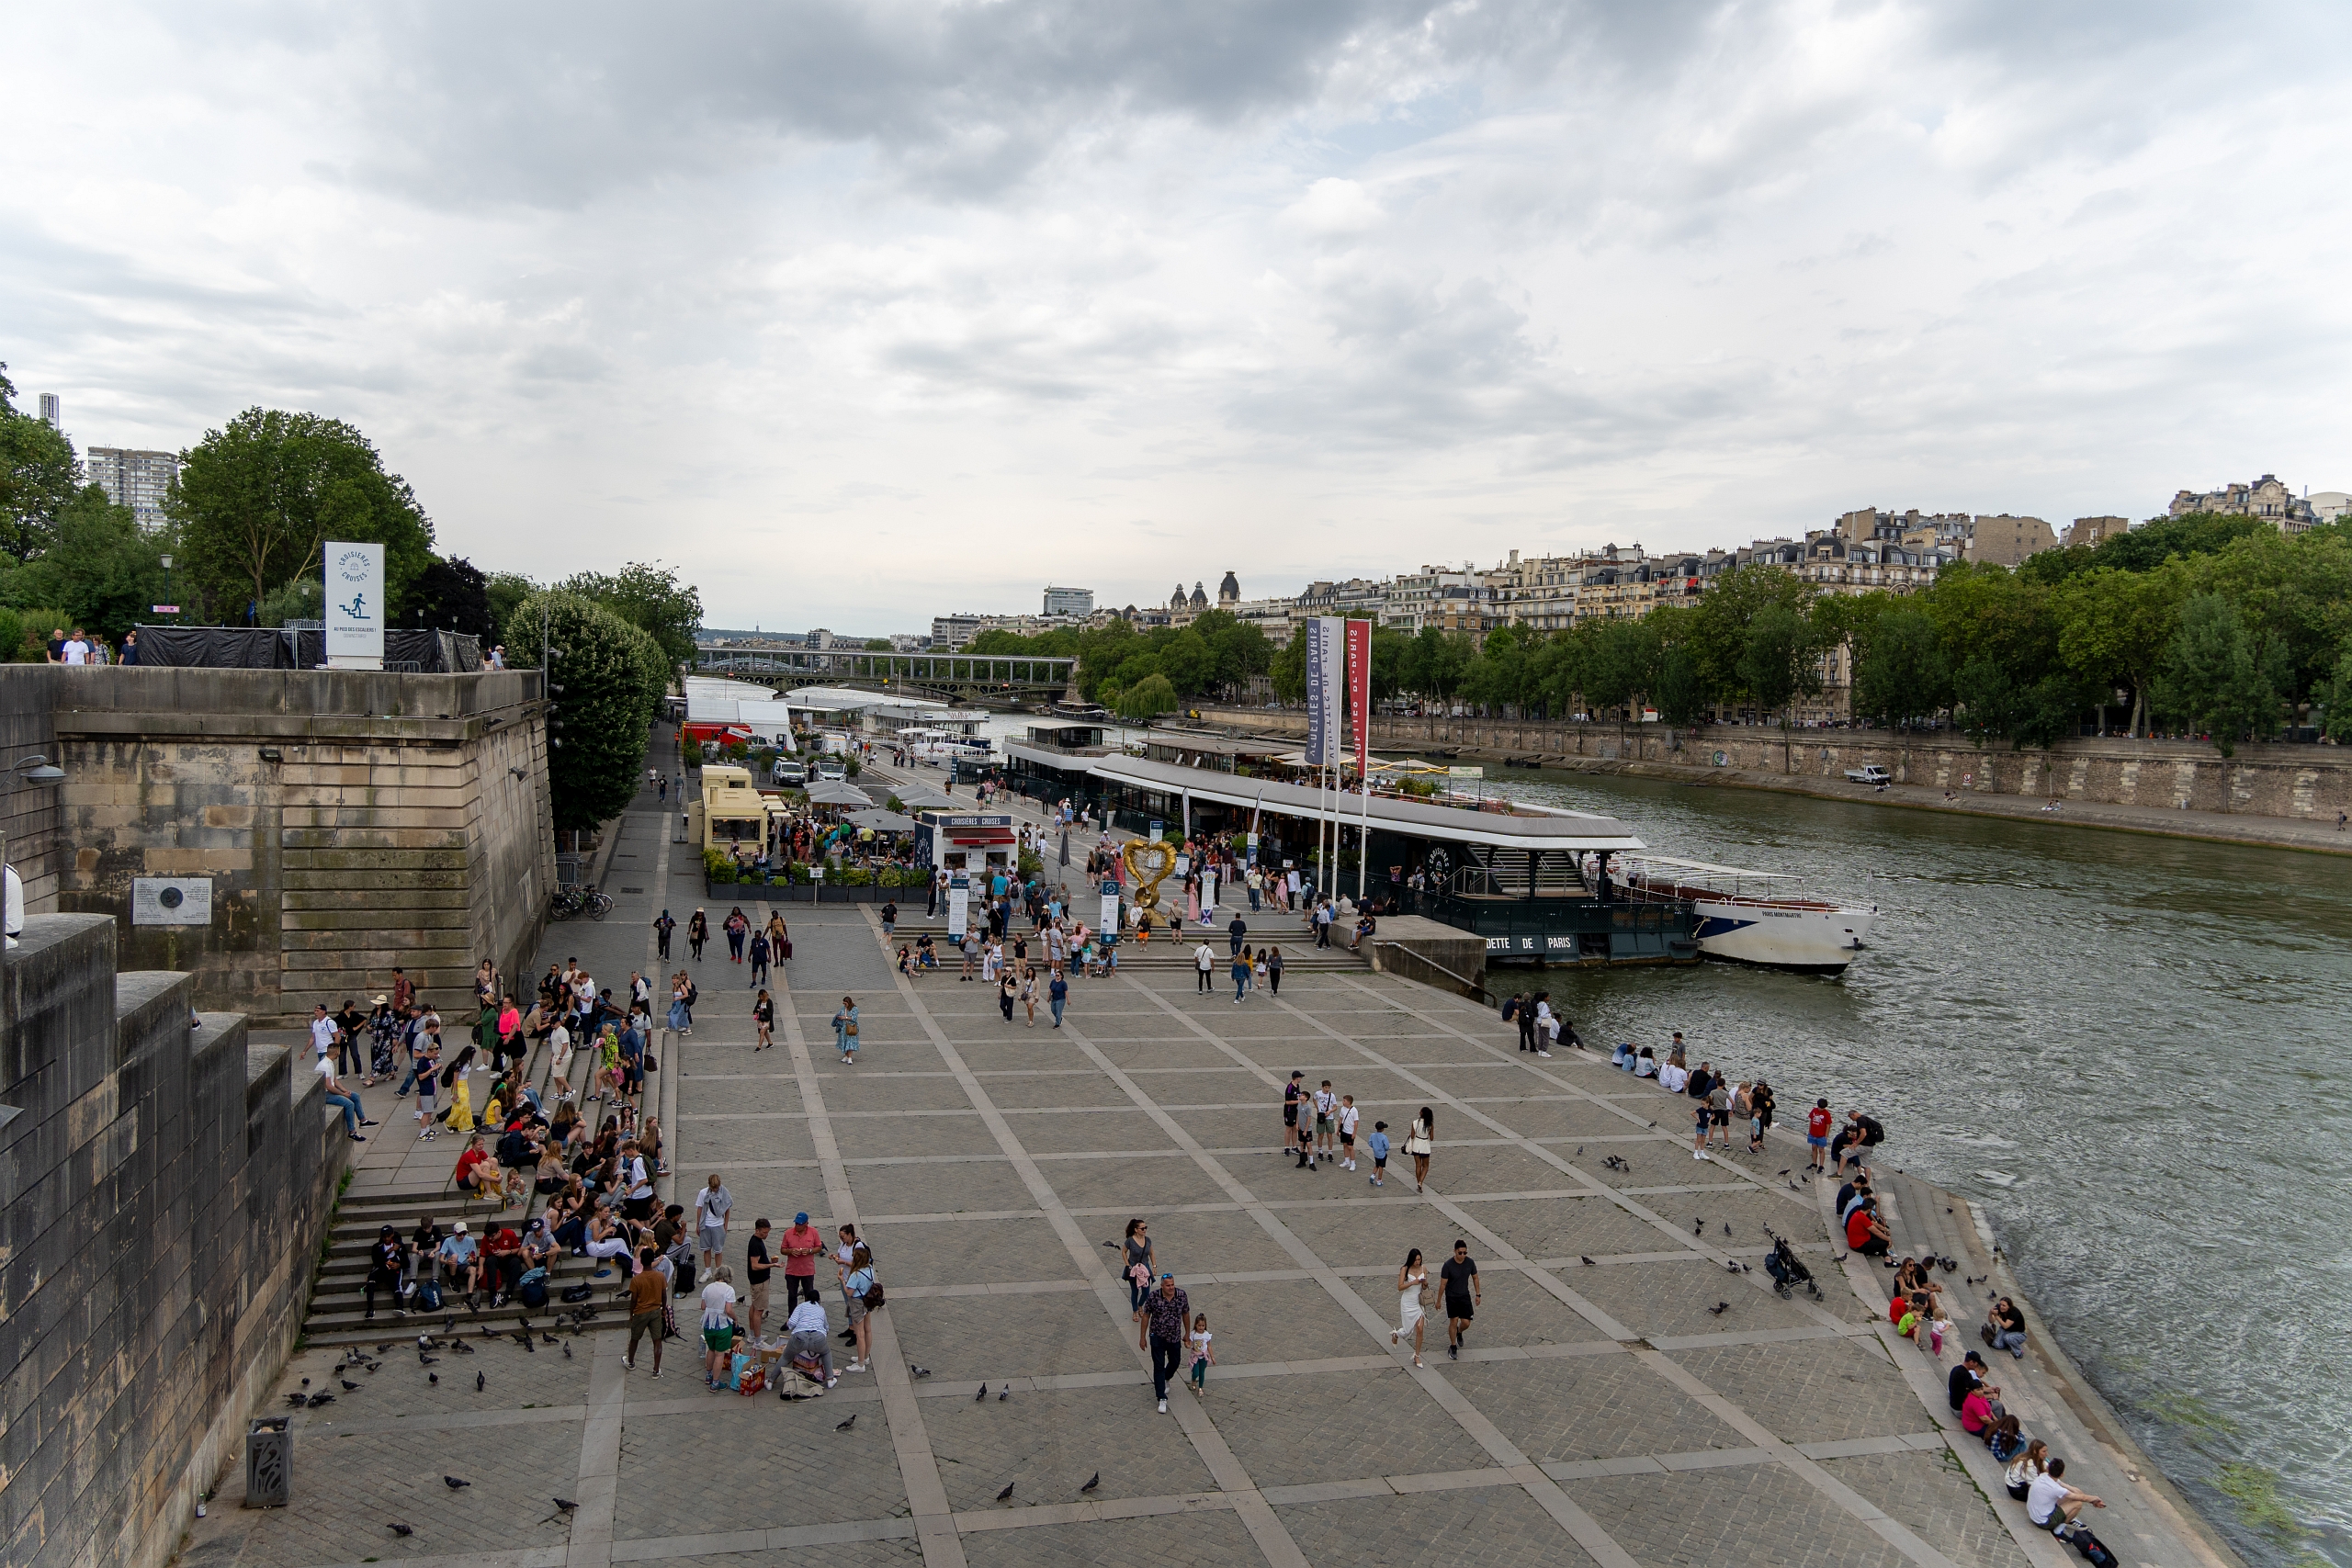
[2153, 592, 2286, 757]
[1114, 672, 1179, 719]
[1155, 628, 1216, 695]
[401, 556, 496, 638]
[2190, 528, 2352, 702]
[0, 366, 82, 563]
[558, 560, 703, 669]
[2, 484, 168, 640]
[503, 590, 668, 831]
[2051, 562, 2188, 736]
[485, 571, 536, 641]
[1736, 602, 1827, 727]
[2314, 646, 2352, 743]
[1851, 606, 1951, 731]
[1687, 564, 1815, 705]
[170, 408, 435, 621]
[864, 637, 893, 651]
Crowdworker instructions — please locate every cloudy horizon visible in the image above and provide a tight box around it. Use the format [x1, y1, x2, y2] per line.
[5, 0, 2347, 633]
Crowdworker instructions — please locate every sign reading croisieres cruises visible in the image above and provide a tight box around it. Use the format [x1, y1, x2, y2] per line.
[324, 541, 385, 669]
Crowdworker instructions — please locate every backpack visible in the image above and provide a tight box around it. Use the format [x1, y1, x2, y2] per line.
[673, 1259, 697, 1295]
[518, 1278, 549, 1310]
[560, 1283, 593, 1303]
[415, 1279, 444, 1313]
[2071, 1529, 2118, 1567]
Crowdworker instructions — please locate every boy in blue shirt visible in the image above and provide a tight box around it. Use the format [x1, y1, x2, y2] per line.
[1366, 1122, 1391, 1188]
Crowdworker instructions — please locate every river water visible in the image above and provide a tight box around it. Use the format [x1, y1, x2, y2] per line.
[1454, 765, 2350, 1564]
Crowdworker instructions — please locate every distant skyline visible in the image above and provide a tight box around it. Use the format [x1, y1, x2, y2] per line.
[5, 2, 2347, 629]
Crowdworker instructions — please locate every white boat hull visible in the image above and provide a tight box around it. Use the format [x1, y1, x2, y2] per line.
[1690, 898, 1872, 972]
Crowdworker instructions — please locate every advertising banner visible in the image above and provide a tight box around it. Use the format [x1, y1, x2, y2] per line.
[1100, 879, 1121, 938]
[1345, 617, 1371, 778]
[1304, 615, 1345, 765]
[324, 541, 385, 669]
[947, 874, 970, 940]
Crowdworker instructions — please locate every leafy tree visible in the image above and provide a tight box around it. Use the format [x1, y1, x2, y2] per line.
[2314, 646, 2352, 743]
[1736, 602, 1828, 727]
[1155, 627, 1216, 695]
[2051, 562, 2187, 736]
[1398, 626, 1474, 699]
[864, 637, 893, 651]
[1851, 606, 1951, 731]
[2089, 512, 2267, 573]
[502, 589, 667, 831]
[1, 484, 167, 640]
[170, 408, 435, 621]
[1653, 643, 1708, 726]
[0, 366, 81, 563]
[485, 571, 536, 643]
[401, 555, 497, 638]
[1114, 672, 1179, 719]
[557, 560, 703, 669]
[2189, 527, 2352, 701]
[1270, 626, 1306, 704]
[2154, 592, 2286, 757]
[1687, 564, 1814, 705]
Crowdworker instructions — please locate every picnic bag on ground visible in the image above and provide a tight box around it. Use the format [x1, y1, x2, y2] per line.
[415, 1279, 444, 1313]
[519, 1277, 549, 1310]
[673, 1259, 697, 1294]
[560, 1283, 593, 1303]
[2071, 1530, 2118, 1567]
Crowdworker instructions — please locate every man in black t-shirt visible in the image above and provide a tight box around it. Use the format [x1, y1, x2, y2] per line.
[1439, 1240, 1480, 1360]
[1283, 1072, 1304, 1154]
[746, 1218, 775, 1337]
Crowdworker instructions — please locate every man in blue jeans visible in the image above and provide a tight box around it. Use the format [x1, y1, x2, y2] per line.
[313, 1051, 371, 1141]
[1227, 913, 1248, 956]
[1048, 968, 1068, 1028]
[1137, 1272, 1190, 1414]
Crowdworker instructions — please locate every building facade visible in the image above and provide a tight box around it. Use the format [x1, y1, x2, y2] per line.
[2064, 515, 2132, 549]
[1042, 585, 1094, 617]
[86, 446, 180, 533]
[2168, 475, 2317, 532]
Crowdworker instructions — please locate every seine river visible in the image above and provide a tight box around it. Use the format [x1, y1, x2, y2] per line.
[1483, 765, 2348, 1563]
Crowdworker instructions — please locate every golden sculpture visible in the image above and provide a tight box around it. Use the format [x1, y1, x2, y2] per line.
[1119, 839, 1179, 914]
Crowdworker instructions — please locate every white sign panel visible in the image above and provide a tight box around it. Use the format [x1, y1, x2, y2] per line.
[132, 877, 213, 926]
[325, 540, 386, 669]
[1099, 879, 1121, 939]
[947, 876, 969, 941]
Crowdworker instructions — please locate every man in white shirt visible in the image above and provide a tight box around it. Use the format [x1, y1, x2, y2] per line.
[61, 630, 91, 666]
[310, 1003, 340, 1059]
[314, 1051, 370, 1140]
[695, 1174, 733, 1272]
[1658, 1057, 1690, 1094]
[1193, 942, 1216, 994]
[2025, 1459, 2103, 1534]
[784, 1294, 838, 1391]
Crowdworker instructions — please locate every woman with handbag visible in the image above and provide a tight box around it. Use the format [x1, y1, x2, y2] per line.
[687, 908, 710, 963]
[842, 1245, 879, 1373]
[1122, 1219, 1156, 1315]
[1406, 1107, 1435, 1193]
[1391, 1247, 1430, 1367]
[833, 997, 860, 1065]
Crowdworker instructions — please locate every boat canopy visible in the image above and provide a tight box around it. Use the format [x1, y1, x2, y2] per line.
[1612, 853, 1800, 882]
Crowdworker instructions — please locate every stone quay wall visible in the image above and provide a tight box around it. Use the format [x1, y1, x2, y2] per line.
[1192, 706, 2352, 822]
[15, 665, 556, 1024]
[2, 914, 352, 1568]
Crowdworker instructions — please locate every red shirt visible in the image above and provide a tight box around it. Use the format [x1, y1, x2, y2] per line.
[1808, 1107, 1832, 1139]
[780, 1224, 822, 1277]
[484, 1227, 522, 1258]
[454, 1147, 489, 1183]
[1846, 1206, 1875, 1248]
[1960, 1389, 1994, 1434]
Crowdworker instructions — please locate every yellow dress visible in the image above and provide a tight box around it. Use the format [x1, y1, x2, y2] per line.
[447, 1075, 475, 1133]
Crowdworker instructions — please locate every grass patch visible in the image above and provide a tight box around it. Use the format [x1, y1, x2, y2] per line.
[2212, 1463, 2309, 1544]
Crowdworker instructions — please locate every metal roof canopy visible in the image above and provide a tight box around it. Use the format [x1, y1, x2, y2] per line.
[891, 784, 957, 809]
[805, 780, 873, 806]
[845, 807, 919, 831]
[1084, 755, 1645, 853]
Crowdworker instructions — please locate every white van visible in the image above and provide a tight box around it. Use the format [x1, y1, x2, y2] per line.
[772, 759, 807, 786]
[814, 757, 848, 782]
[1843, 765, 1892, 786]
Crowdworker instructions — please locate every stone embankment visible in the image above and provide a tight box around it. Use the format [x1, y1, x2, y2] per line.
[1192, 707, 2352, 856]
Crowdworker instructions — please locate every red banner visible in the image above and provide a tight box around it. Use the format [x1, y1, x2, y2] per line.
[1345, 618, 1371, 781]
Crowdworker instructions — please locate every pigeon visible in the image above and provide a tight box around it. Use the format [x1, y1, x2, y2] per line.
[1579, 1256, 1596, 1267]
[910, 1364, 932, 1380]
[1102, 1240, 1120, 1250]
[418, 1335, 434, 1350]
[996, 1482, 1015, 1501]
[1576, 1146, 1583, 1156]
[476, 1371, 486, 1393]
[445, 1476, 471, 1489]
[976, 1384, 989, 1402]
[428, 1372, 439, 1384]
[341, 1379, 360, 1392]
[388, 1522, 415, 1537]
[420, 1355, 441, 1366]
[283, 1393, 308, 1408]
[999, 1385, 1012, 1401]
[1080, 1472, 1100, 1494]
[523, 1337, 537, 1354]
[1946, 1207, 1955, 1214]
[378, 1342, 394, 1354]
[1646, 1122, 1657, 1128]
[483, 1325, 498, 1339]
[1708, 1302, 1730, 1315]
[446, 1315, 457, 1336]
[835, 1414, 857, 1432]
[1724, 1260, 1744, 1274]
[1939, 1257, 1959, 1274]
[1723, 1223, 1733, 1235]
[1834, 1252, 1849, 1262]
[553, 1498, 578, 1513]
[1693, 1218, 1704, 1235]
[1778, 1168, 1791, 1176]
[366, 1362, 382, 1373]
[452, 1341, 475, 1356]
[544, 1332, 559, 1346]
[562, 1342, 573, 1359]
[1788, 1181, 1801, 1190]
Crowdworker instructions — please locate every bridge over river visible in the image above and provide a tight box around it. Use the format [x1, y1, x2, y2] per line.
[697, 645, 1077, 705]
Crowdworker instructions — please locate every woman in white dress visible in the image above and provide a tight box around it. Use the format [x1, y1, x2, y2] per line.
[1391, 1247, 1429, 1367]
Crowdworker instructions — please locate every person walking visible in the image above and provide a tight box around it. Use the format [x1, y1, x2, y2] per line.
[752, 988, 775, 1050]
[1121, 1219, 1156, 1316]
[687, 908, 710, 962]
[1194, 941, 1215, 994]
[695, 1173, 733, 1274]
[998, 969, 1017, 1022]
[1366, 1120, 1390, 1187]
[1138, 1272, 1190, 1414]
[1230, 947, 1250, 1003]
[725, 908, 749, 963]
[1440, 1239, 1481, 1359]
[1047, 965, 1068, 1029]
[623, 1246, 667, 1374]
[1186, 1313, 1216, 1394]
[748, 930, 771, 988]
[1227, 911, 1247, 956]
[1391, 1248, 1429, 1367]
[833, 996, 859, 1064]
[1405, 1106, 1435, 1193]
[652, 908, 674, 962]
[1020, 968, 1037, 1026]
[1265, 946, 1283, 996]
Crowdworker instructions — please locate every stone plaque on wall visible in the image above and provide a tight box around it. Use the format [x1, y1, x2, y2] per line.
[132, 876, 213, 926]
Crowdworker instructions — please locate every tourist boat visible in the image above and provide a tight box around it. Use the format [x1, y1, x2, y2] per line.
[897, 727, 994, 763]
[1584, 853, 1874, 972]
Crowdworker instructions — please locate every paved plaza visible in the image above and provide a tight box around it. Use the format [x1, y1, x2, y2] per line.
[180, 769, 2164, 1568]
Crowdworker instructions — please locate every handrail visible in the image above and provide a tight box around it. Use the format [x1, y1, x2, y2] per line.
[1379, 942, 1497, 1007]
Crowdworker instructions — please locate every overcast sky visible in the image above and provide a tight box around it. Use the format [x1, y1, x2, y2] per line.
[6, 1, 2346, 633]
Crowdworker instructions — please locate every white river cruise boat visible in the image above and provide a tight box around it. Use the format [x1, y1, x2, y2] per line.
[1586, 853, 1875, 973]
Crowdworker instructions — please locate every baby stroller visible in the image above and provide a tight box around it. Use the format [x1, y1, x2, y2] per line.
[1765, 1230, 1822, 1302]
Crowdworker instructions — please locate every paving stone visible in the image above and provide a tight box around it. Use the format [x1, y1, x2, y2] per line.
[1162, 1107, 1294, 1150]
[623, 1545, 925, 1568]
[1456, 1194, 1685, 1262]
[969, 1070, 1136, 1109]
[1822, 1450, 2034, 1568]
[1483, 1097, 1654, 1140]
[848, 1158, 1039, 1216]
[1274, 1483, 1572, 1568]
[1423, 1142, 1585, 1196]
[956, 1042, 1103, 1072]
[997, 1108, 1183, 1155]
[678, 1077, 804, 1116]
[818, 1070, 979, 1112]
[1406, 1064, 1557, 1101]
[1209, 1367, 1501, 1486]
[1117, 1067, 1273, 1104]
[1446, 1351, 1747, 1463]
[684, 1119, 822, 1164]
[1125, 1205, 1301, 1279]
[1088, 1038, 1247, 1070]
[1565, 1257, 1823, 1340]
[1564, 1462, 1912, 1568]
[832, 1111, 1005, 1160]
[854, 1216, 1084, 1287]
[1340, 1265, 1612, 1349]
[232, 1416, 584, 1564]
[1577, 1137, 1753, 1191]
[1275, 1193, 1451, 1270]
[922, 1383, 1217, 1510]
[615, 1403, 909, 1533]
[278, 1336, 594, 1422]
[888, 1288, 1141, 1382]
[959, 1507, 1261, 1568]
[1169, 1275, 1374, 1364]
[1668, 1337, 1921, 1445]
[1032, 1155, 1238, 1213]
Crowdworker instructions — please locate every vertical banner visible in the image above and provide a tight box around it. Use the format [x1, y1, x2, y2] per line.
[1345, 617, 1372, 779]
[1317, 616, 1344, 765]
[1303, 615, 1331, 766]
[324, 541, 385, 669]
[1099, 879, 1121, 939]
[947, 873, 970, 940]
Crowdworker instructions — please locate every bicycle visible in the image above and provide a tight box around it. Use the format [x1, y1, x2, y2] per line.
[549, 884, 613, 921]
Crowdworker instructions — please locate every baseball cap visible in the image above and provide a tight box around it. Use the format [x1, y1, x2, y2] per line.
[795, 1212, 809, 1224]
